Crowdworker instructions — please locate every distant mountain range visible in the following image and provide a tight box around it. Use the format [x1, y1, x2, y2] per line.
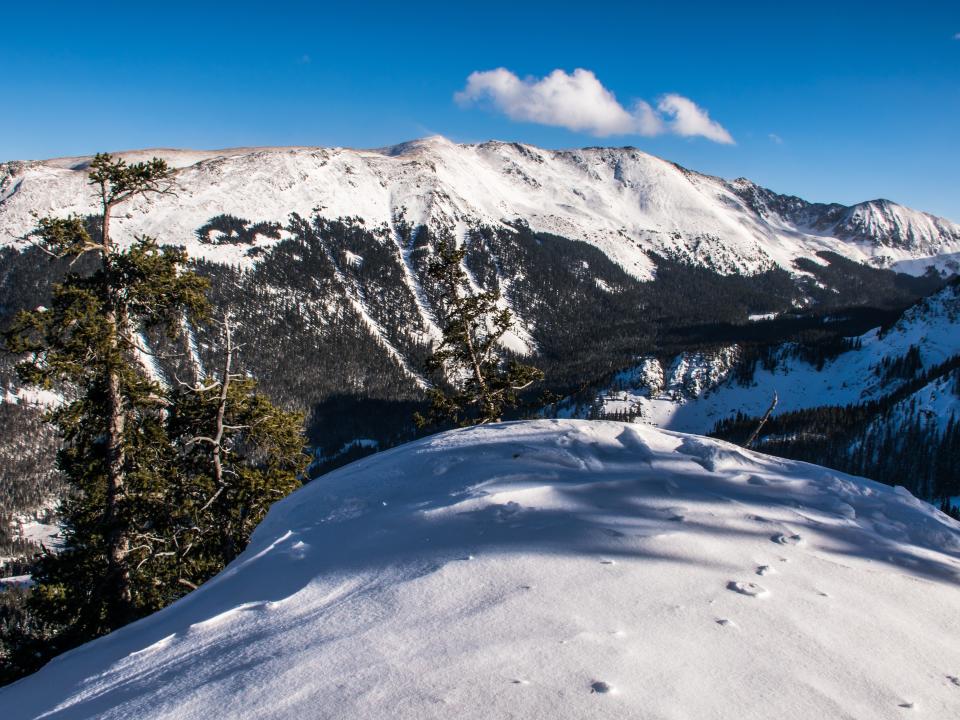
[2, 136, 959, 278]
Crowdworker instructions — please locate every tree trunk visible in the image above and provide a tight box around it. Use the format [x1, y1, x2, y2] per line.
[211, 316, 232, 493]
[745, 391, 778, 449]
[101, 204, 132, 621]
[103, 307, 132, 620]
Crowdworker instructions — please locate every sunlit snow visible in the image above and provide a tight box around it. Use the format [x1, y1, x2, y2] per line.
[3, 420, 958, 719]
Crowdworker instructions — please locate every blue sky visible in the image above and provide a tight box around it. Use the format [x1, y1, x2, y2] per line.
[2, 1, 958, 219]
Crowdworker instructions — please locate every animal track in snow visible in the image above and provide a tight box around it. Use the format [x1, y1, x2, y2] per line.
[946, 675, 960, 687]
[599, 559, 616, 565]
[590, 680, 613, 694]
[756, 565, 775, 576]
[727, 581, 770, 598]
[715, 618, 736, 627]
[772, 533, 805, 547]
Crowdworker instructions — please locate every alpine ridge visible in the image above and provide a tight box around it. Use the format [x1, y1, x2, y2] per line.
[2, 136, 959, 278]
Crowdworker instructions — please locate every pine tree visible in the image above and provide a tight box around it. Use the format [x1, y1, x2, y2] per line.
[2, 155, 310, 680]
[164, 315, 308, 588]
[4, 154, 209, 657]
[416, 240, 543, 427]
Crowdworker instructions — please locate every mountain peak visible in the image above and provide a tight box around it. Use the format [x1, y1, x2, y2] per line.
[376, 134, 458, 157]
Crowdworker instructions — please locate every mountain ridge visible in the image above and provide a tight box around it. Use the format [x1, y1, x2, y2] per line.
[3, 136, 959, 279]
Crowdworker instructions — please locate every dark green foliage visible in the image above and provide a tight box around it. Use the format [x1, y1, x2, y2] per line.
[4, 233, 209, 648]
[795, 251, 945, 308]
[875, 345, 923, 384]
[164, 348, 308, 585]
[196, 214, 282, 245]
[417, 240, 543, 427]
[0, 154, 307, 686]
[0, 586, 53, 685]
[0, 404, 60, 562]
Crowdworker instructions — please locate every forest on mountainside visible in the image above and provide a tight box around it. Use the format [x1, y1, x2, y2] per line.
[0, 214, 953, 574]
[711, 352, 960, 514]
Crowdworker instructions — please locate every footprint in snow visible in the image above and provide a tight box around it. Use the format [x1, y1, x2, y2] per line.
[590, 680, 613, 694]
[599, 559, 616, 565]
[947, 675, 960, 687]
[727, 581, 770, 598]
[511, 679, 530, 685]
[715, 618, 737, 627]
[772, 533, 804, 546]
[756, 565, 775, 576]
[898, 701, 916, 710]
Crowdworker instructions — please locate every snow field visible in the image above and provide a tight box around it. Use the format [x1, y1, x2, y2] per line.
[3, 420, 959, 719]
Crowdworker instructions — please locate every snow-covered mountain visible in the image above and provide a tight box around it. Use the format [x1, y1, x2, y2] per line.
[579, 281, 960, 433]
[2, 419, 958, 719]
[562, 281, 960, 504]
[2, 137, 959, 278]
[2, 137, 958, 550]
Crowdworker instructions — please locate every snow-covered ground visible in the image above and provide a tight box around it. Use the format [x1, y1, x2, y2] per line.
[2, 137, 959, 278]
[3, 419, 958, 719]
[0, 575, 33, 589]
[12, 511, 60, 550]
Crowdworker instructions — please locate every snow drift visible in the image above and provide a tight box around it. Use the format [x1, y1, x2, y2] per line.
[3, 419, 960, 719]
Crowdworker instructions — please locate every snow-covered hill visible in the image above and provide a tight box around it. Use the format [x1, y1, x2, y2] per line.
[3, 419, 959, 719]
[581, 281, 960, 433]
[2, 137, 959, 278]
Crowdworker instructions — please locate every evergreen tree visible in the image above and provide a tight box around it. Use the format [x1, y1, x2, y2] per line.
[163, 316, 308, 588]
[2, 155, 307, 680]
[4, 154, 208, 658]
[416, 240, 542, 427]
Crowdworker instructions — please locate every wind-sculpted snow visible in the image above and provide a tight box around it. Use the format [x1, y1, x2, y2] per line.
[4, 420, 959, 719]
[2, 137, 959, 278]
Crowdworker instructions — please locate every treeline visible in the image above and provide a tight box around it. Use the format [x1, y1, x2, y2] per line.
[0, 404, 60, 530]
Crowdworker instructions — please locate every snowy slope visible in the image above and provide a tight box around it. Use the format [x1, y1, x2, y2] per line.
[580, 282, 960, 433]
[3, 419, 959, 719]
[2, 137, 959, 278]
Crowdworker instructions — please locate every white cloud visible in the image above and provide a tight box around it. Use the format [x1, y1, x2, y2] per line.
[657, 94, 735, 144]
[954, 32, 960, 40]
[768, 133, 784, 144]
[455, 68, 734, 144]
